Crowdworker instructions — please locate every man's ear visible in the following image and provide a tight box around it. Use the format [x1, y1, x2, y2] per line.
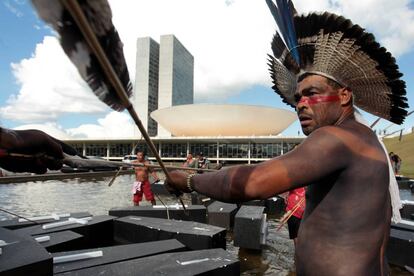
[338, 87, 353, 106]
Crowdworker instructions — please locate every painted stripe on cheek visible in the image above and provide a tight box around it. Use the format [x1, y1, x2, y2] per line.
[298, 95, 340, 105]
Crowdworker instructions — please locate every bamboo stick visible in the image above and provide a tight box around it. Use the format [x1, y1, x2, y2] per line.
[277, 197, 305, 231]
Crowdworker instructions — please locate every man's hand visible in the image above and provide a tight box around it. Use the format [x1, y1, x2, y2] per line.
[0, 128, 75, 174]
[165, 170, 193, 195]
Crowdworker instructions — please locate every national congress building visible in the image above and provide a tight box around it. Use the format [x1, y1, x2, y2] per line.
[64, 34, 303, 164]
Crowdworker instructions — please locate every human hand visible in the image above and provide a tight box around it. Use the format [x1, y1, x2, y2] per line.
[0, 128, 76, 174]
[165, 170, 192, 195]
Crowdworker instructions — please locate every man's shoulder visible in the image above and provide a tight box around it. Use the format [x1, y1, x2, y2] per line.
[310, 121, 375, 143]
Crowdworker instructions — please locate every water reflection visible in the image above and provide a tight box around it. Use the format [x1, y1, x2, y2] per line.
[0, 175, 413, 275]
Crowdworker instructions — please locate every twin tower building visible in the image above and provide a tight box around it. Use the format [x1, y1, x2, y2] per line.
[132, 35, 194, 137]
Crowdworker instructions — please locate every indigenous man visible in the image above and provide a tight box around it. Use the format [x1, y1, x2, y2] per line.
[132, 151, 158, 206]
[166, 1, 408, 275]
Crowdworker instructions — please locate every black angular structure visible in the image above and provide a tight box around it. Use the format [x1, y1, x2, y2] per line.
[114, 216, 226, 250]
[0, 212, 92, 230]
[397, 179, 414, 190]
[0, 228, 52, 276]
[264, 197, 286, 216]
[391, 219, 414, 232]
[33, 230, 84, 253]
[207, 201, 238, 230]
[244, 198, 285, 216]
[55, 248, 239, 276]
[109, 205, 207, 223]
[14, 215, 115, 248]
[400, 202, 414, 220]
[386, 228, 414, 268]
[53, 239, 186, 274]
[191, 192, 214, 207]
[150, 181, 170, 195]
[234, 206, 267, 250]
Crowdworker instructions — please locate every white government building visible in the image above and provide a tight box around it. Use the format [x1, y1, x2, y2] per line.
[63, 34, 303, 164]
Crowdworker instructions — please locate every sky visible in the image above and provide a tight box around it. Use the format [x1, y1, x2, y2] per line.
[1, 0, 414, 139]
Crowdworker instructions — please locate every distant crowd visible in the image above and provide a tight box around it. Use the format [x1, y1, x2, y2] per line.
[182, 152, 210, 171]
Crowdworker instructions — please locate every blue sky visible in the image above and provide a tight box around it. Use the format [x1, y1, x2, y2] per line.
[1, 0, 413, 138]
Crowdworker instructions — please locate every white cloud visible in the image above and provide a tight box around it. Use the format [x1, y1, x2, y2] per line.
[109, 0, 414, 100]
[1, 36, 107, 123]
[13, 112, 136, 140]
[3, 0, 414, 134]
[67, 111, 135, 139]
[13, 122, 72, 140]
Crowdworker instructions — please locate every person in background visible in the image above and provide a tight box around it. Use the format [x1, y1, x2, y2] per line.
[197, 152, 210, 171]
[131, 150, 158, 206]
[183, 153, 198, 169]
[285, 187, 306, 247]
[392, 153, 402, 175]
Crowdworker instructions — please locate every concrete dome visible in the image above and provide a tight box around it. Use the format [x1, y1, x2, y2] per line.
[151, 104, 297, 136]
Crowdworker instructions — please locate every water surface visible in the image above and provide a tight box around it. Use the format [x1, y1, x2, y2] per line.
[0, 174, 412, 275]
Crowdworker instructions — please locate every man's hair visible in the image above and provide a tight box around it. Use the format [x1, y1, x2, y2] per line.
[326, 78, 343, 90]
[136, 150, 145, 155]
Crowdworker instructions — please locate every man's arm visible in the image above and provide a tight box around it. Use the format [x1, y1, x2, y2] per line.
[0, 127, 73, 174]
[167, 127, 351, 203]
[145, 161, 159, 181]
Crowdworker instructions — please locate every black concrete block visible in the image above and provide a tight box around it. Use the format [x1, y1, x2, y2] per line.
[150, 181, 170, 195]
[0, 212, 92, 230]
[397, 180, 413, 190]
[244, 198, 285, 215]
[0, 227, 52, 276]
[207, 201, 238, 230]
[391, 219, 414, 232]
[243, 200, 265, 207]
[264, 197, 286, 216]
[109, 205, 206, 223]
[53, 239, 186, 274]
[191, 192, 214, 207]
[33, 230, 84, 253]
[400, 202, 414, 220]
[15, 215, 115, 248]
[234, 206, 267, 250]
[114, 216, 226, 250]
[55, 248, 239, 276]
[386, 228, 414, 268]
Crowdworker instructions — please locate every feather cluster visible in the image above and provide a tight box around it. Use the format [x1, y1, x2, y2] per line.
[266, 1, 408, 124]
[31, 0, 132, 111]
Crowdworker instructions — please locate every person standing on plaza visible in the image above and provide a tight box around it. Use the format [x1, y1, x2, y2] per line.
[197, 152, 210, 171]
[285, 187, 306, 247]
[132, 151, 158, 206]
[183, 153, 198, 170]
[392, 153, 402, 175]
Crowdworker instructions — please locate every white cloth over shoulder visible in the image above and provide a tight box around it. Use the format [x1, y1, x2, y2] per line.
[354, 110, 402, 223]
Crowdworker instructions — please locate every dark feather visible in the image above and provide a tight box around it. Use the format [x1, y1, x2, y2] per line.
[266, 0, 300, 64]
[31, 0, 132, 111]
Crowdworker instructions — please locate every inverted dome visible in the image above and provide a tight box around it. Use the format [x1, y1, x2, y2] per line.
[151, 104, 297, 136]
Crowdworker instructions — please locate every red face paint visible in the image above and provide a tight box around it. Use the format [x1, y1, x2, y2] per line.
[297, 95, 340, 105]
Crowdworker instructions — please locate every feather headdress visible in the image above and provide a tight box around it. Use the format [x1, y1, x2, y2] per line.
[31, 0, 132, 111]
[266, 0, 408, 124]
